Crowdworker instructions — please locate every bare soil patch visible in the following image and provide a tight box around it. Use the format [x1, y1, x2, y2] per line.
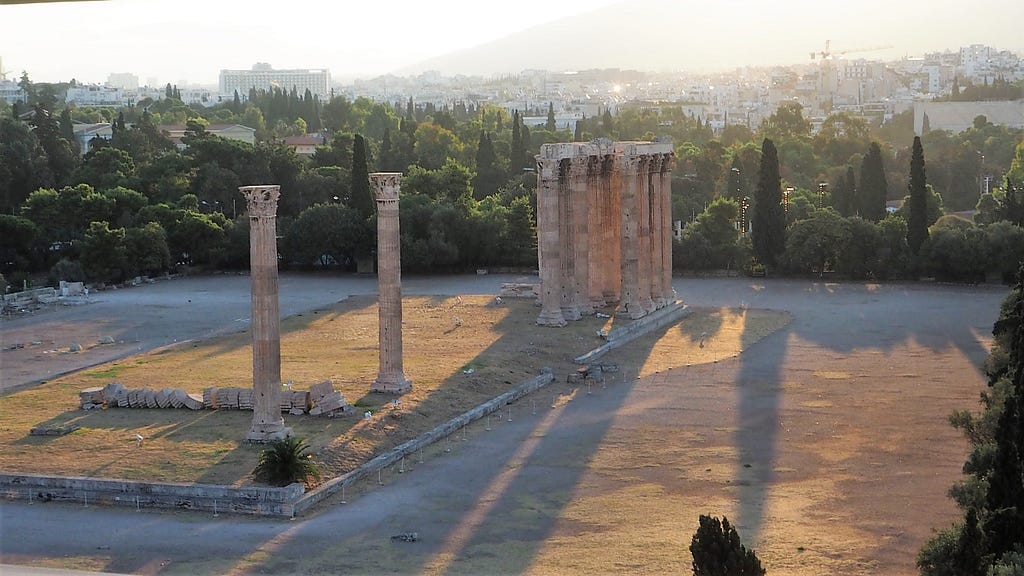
[0, 297, 785, 489]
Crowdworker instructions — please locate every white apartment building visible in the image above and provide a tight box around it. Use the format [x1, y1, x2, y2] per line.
[65, 85, 124, 106]
[219, 63, 331, 99]
[0, 79, 27, 104]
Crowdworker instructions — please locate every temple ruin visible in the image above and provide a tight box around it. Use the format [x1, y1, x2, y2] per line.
[535, 140, 676, 326]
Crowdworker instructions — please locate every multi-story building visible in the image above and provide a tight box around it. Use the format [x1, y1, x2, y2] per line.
[0, 79, 27, 104]
[107, 73, 139, 91]
[65, 85, 124, 106]
[219, 63, 330, 100]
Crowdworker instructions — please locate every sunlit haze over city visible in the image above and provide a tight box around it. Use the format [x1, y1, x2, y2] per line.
[2, 0, 1023, 85]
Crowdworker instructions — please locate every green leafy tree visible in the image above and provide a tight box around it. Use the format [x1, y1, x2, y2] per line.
[0, 116, 51, 212]
[124, 222, 170, 277]
[31, 103, 79, 187]
[907, 136, 930, 255]
[252, 436, 320, 487]
[505, 195, 536, 267]
[836, 216, 882, 279]
[858, 142, 888, 222]
[783, 208, 851, 276]
[80, 221, 127, 283]
[687, 198, 741, 269]
[751, 138, 785, 267]
[759, 101, 810, 143]
[0, 214, 39, 273]
[414, 121, 464, 170]
[690, 515, 765, 576]
[832, 166, 857, 217]
[282, 203, 371, 268]
[73, 147, 137, 192]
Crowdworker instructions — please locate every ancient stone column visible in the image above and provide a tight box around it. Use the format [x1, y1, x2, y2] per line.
[587, 155, 606, 310]
[618, 156, 646, 319]
[635, 156, 656, 314]
[661, 153, 677, 303]
[648, 154, 666, 309]
[370, 173, 412, 394]
[570, 156, 592, 316]
[536, 157, 566, 326]
[604, 154, 622, 304]
[558, 159, 582, 321]
[241, 185, 291, 443]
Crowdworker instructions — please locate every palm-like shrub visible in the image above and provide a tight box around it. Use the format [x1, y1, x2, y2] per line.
[252, 436, 320, 487]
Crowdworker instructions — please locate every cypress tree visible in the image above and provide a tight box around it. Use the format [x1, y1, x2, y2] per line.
[906, 136, 930, 255]
[545, 102, 556, 131]
[573, 114, 584, 142]
[511, 110, 522, 174]
[858, 142, 888, 222]
[690, 515, 765, 576]
[350, 134, 373, 219]
[752, 138, 785, 267]
[473, 131, 500, 200]
[833, 165, 857, 217]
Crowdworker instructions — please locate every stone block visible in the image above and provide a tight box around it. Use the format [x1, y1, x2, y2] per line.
[203, 387, 218, 409]
[309, 380, 334, 403]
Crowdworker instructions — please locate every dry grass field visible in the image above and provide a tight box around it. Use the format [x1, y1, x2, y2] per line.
[0, 296, 788, 488]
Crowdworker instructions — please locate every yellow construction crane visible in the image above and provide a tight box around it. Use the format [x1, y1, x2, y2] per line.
[811, 39, 893, 61]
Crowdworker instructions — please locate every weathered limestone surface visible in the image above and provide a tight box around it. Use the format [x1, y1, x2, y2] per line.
[241, 185, 291, 442]
[370, 173, 412, 394]
[535, 140, 675, 326]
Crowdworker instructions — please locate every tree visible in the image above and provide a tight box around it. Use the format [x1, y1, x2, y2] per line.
[783, 208, 851, 276]
[511, 110, 523, 174]
[760, 101, 810, 142]
[752, 138, 785, 267]
[472, 131, 503, 200]
[690, 515, 765, 576]
[858, 142, 888, 222]
[281, 203, 370, 268]
[413, 121, 464, 170]
[0, 116, 51, 212]
[545, 102, 556, 132]
[80, 221, 127, 283]
[832, 166, 857, 217]
[907, 136, 930, 255]
[349, 134, 373, 219]
[124, 222, 170, 277]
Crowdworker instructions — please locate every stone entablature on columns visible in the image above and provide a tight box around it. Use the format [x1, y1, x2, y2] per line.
[535, 140, 675, 326]
[241, 184, 291, 443]
[370, 173, 412, 394]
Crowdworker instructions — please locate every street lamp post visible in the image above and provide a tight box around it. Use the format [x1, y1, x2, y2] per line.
[784, 186, 793, 218]
[818, 182, 828, 208]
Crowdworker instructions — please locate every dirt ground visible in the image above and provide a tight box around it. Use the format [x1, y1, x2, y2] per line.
[0, 276, 1009, 575]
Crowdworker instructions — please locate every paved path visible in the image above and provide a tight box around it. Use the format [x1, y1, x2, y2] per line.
[0, 277, 1010, 575]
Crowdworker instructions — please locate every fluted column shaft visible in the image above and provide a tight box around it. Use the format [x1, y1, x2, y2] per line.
[618, 156, 645, 319]
[558, 159, 581, 321]
[648, 155, 666, 308]
[570, 157, 592, 315]
[242, 185, 290, 442]
[604, 155, 622, 303]
[636, 156, 655, 314]
[661, 154, 677, 302]
[371, 173, 412, 394]
[587, 156, 606, 309]
[536, 158, 566, 326]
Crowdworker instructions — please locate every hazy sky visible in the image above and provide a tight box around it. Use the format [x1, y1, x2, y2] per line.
[0, 0, 623, 85]
[1, 0, 1022, 86]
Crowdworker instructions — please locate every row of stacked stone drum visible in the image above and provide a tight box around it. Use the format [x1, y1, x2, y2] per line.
[79, 380, 350, 416]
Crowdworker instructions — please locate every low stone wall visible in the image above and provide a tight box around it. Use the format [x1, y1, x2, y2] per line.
[0, 473, 304, 516]
[2, 371, 555, 517]
[292, 368, 555, 515]
[574, 301, 691, 364]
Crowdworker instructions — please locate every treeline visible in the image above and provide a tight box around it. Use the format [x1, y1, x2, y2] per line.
[1, 81, 1023, 291]
[917, 267, 1024, 574]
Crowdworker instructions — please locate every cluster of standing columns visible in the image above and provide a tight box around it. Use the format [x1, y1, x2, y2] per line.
[240, 185, 292, 442]
[536, 140, 676, 326]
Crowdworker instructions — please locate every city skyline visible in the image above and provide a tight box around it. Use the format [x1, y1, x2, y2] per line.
[2, 0, 1023, 86]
